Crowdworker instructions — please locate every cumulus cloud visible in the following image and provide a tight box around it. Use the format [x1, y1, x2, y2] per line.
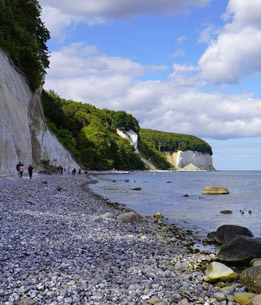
[44, 43, 261, 140]
[39, 0, 209, 37]
[199, 0, 261, 84]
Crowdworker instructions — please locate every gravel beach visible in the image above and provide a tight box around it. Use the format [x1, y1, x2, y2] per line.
[0, 173, 246, 304]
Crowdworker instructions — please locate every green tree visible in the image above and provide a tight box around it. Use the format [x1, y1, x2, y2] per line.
[0, 0, 50, 90]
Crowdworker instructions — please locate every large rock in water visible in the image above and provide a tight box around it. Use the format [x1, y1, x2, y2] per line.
[213, 225, 254, 243]
[217, 236, 261, 263]
[202, 186, 229, 194]
[0, 48, 78, 174]
[240, 266, 261, 293]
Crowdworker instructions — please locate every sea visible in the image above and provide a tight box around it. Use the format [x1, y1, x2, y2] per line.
[89, 170, 261, 241]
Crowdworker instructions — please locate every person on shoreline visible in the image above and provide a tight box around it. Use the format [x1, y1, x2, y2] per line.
[72, 168, 76, 176]
[16, 161, 22, 177]
[28, 165, 34, 179]
[19, 163, 24, 178]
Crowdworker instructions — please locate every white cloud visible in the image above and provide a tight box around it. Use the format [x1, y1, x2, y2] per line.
[171, 49, 185, 58]
[39, 0, 209, 37]
[44, 43, 261, 140]
[199, 0, 261, 84]
[223, 0, 261, 29]
[198, 24, 217, 43]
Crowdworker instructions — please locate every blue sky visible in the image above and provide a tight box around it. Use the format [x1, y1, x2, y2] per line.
[39, 0, 261, 170]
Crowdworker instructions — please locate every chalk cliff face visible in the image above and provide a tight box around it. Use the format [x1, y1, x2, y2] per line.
[0, 48, 78, 174]
[164, 150, 215, 171]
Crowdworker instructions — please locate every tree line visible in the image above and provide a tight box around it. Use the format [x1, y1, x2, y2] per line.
[139, 129, 213, 155]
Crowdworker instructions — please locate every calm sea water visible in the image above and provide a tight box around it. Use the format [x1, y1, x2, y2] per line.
[89, 171, 261, 239]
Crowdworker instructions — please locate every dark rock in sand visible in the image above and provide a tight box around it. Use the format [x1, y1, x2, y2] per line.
[214, 225, 254, 243]
[240, 266, 261, 293]
[217, 235, 261, 263]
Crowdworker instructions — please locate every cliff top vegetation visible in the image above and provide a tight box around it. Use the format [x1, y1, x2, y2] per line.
[41, 90, 145, 170]
[139, 129, 213, 155]
[0, 0, 50, 90]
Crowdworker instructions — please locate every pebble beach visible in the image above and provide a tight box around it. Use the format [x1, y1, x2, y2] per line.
[0, 173, 249, 305]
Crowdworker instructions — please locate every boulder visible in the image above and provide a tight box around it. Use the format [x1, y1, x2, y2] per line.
[217, 236, 261, 263]
[250, 259, 261, 267]
[102, 212, 115, 220]
[240, 266, 261, 293]
[251, 294, 261, 305]
[128, 209, 145, 220]
[204, 262, 238, 281]
[117, 212, 138, 223]
[153, 212, 164, 218]
[234, 293, 256, 305]
[202, 186, 229, 195]
[220, 210, 233, 214]
[214, 225, 254, 243]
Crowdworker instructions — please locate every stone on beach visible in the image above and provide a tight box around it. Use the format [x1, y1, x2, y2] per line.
[204, 262, 238, 281]
[240, 266, 261, 293]
[234, 293, 257, 305]
[116, 211, 139, 223]
[251, 294, 261, 305]
[202, 186, 229, 194]
[102, 212, 115, 220]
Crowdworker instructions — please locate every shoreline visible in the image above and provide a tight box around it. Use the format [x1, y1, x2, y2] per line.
[0, 173, 249, 304]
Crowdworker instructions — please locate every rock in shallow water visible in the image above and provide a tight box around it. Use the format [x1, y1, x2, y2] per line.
[202, 186, 229, 195]
[214, 224, 254, 244]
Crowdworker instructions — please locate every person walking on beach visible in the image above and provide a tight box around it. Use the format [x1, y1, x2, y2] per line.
[72, 168, 76, 176]
[19, 164, 24, 178]
[28, 165, 34, 179]
[16, 161, 22, 177]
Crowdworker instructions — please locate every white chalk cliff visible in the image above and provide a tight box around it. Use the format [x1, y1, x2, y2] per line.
[0, 48, 78, 174]
[117, 129, 215, 171]
[164, 150, 215, 171]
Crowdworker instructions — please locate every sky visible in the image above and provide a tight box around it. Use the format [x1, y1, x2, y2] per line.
[39, 0, 261, 170]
